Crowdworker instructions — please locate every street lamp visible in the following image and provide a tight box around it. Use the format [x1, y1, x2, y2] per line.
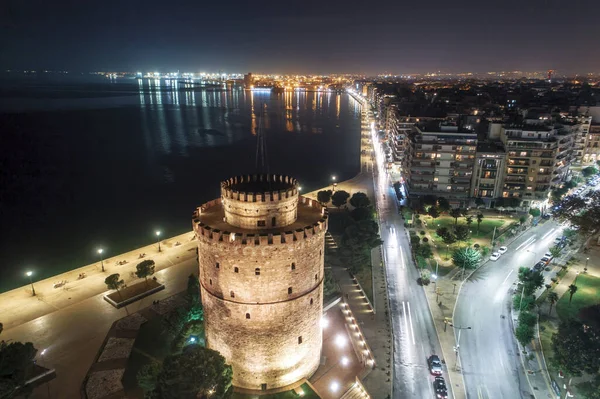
[25, 271, 36, 296]
[585, 257, 589, 273]
[156, 230, 162, 252]
[448, 323, 472, 371]
[446, 245, 449, 260]
[331, 175, 337, 192]
[431, 260, 439, 281]
[97, 248, 104, 272]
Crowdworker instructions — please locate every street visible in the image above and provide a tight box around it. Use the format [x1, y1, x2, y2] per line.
[364, 111, 451, 398]
[454, 220, 563, 398]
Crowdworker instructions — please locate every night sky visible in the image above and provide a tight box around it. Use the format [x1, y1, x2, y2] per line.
[1, 0, 599, 74]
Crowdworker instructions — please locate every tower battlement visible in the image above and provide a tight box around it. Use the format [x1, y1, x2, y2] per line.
[220, 174, 298, 203]
[192, 196, 328, 246]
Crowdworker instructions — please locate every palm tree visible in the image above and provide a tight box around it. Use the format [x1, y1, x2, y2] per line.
[547, 292, 559, 315]
[450, 208, 462, 225]
[476, 213, 484, 233]
[568, 284, 578, 304]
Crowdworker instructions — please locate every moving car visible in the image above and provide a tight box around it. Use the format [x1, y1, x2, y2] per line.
[490, 252, 501, 261]
[428, 355, 443, 375]
[433, 376, 448, 399]
[498, 246, 508, 254]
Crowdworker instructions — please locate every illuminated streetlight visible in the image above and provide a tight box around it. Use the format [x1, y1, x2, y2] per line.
[335, 334, 346, 348]
[321, 317, 329, 329]
[25, 270, 36, 296]
[156, 230, 162, 252]
[298, 186, 302, 192]
[97, 248, 105, 272]
[340, 356, 350, 367]
[330, 381, 340, 393]
[331, 175, 337, 192]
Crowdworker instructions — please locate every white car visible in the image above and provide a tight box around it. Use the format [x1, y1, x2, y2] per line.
[498, 246, 508, 254]
[490, 252, 501, 261]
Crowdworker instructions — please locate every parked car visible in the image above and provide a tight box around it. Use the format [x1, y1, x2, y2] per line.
[540, 256, 552, 264]
[490, 252, 501, 261]
[544, 252, 553, 259]
[428, 355, 443, 375]
[498, 246, 508, 254]
[433, 376, 448, 399]
[533, 261, 545, 272]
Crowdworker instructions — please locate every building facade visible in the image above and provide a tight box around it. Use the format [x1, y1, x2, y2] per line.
[193, 174, 327, 390]
[470, 142, 506, 208]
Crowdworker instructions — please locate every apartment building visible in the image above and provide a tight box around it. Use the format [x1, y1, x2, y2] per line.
[406, 121, 477, 207]
[583, 124, 600, 164]
[470, 141, 506, 208]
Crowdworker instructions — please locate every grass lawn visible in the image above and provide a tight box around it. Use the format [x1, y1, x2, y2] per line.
[556, 274, 600, 321]
[232, 383, 320, 399]
[107, 279, 163, 303]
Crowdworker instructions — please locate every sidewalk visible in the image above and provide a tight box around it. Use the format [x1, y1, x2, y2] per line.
[0, 231, 197, 330]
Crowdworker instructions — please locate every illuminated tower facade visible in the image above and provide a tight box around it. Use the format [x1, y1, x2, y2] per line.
[192, 174, 327, 390]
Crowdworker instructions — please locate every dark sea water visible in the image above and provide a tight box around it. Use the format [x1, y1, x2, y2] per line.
[0, 75, 362, 292]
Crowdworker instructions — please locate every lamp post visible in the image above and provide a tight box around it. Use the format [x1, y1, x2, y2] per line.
[331, 176, 337, 192]
[97, 248, 104, 272]
[585, 257, 589, 273]
[574, 271, 580, 286]
[448, 323, 472, 371]
[26, 271, 36, 296]
[156, 230, 162, 252]
[446, 245, 449, 260]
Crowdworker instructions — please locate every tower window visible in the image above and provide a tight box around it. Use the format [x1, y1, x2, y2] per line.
[215, 262, 220, 269]
[234, 267, 239, 273]
[291, 263, 296, 270]
[288, 287, 293, 295]
[257, 220, 266, 227]
[271, 217, 276, 226]
[298, 336, 303, 344]
[209, 279, 212, 285]
[255, 268, 260, 276]
[230, 291, 235, 298]
[310, 298, 314, 305]
[315, 273, 318, 281]
[246, 313, 250, 319]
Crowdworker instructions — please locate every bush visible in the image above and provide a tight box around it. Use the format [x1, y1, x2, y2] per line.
[513, 294, 535, 311]
[404, 223, 409, 228]
[422, 237, 429, 243]
[551, 277, 558, 283]
[518, 311, 537, 327]
[420, 230, 426, 236]
[473, 243, 480, 249]
[545, 267, 550, 271]
[516, 323, 535, 347]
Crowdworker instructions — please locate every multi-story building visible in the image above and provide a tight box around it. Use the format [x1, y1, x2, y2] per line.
[406, 121, 477, 207]
[583, 124, 600, 164]
[470, 141, 506, 208]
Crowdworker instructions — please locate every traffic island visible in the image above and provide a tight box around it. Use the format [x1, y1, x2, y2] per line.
[103, 279, 164, 309]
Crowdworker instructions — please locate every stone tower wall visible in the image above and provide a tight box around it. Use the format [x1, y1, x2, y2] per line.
[221, 174, 299, 230]
[194, 190, 328, 390]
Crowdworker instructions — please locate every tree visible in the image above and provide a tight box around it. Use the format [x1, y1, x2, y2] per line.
[331, 190, 350, 208]
[518, 311, 537, 328]
[519, 215, 527, 225]
[317, 190, 332, 204]
[410, 234, 421, 248]
[515, 323, 535, 347]
[579, 304, 600, 332]
[428, 206, 440, 222]
[136, 259, 156, 287]
[513, 294, 535, 311]
[568, 284, 578, 304]
[105, 273, 125, 300]
[547, 292, 559, 316]
[453, 225, 470, 243]
[422, 195, 437, 207]
[442, 232, 457, 245]
[474, 197, 485, 207]
[452, 247, 481, 271]
[416, 243, 433, 259]
[529, 208, 541, 218]
[351, 206, 373, 222]
[137, 360, 162, 395]
[582, 166, 598, 177]
[465, 215, 473, 228]
[551, 319, 600, 376]
[522, 271, 544, 296]
[437, 197, 450, 213]
[450, 208, 462, 225]
[0, 326, 38, 399]
[152, 345, 233, 399]
[476, 213, 484, 233]
[186, 274, 200, 306]
[576, 374, 600, 399]
[436, 227, 449, 238]
[349, 192, 371, 208]
[549, 246, 562, 263]
[553, 190, 600, 236]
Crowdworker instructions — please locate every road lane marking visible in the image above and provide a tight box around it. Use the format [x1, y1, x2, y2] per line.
[516, 236, 535, 250]
[399, 247, 405, 269]
[502, 269, 514, 285]
[522, 238, 537, 251]
[402, 301, 409, 343]
[541, 228, 556, 240]
[407, 301, 416, 345]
